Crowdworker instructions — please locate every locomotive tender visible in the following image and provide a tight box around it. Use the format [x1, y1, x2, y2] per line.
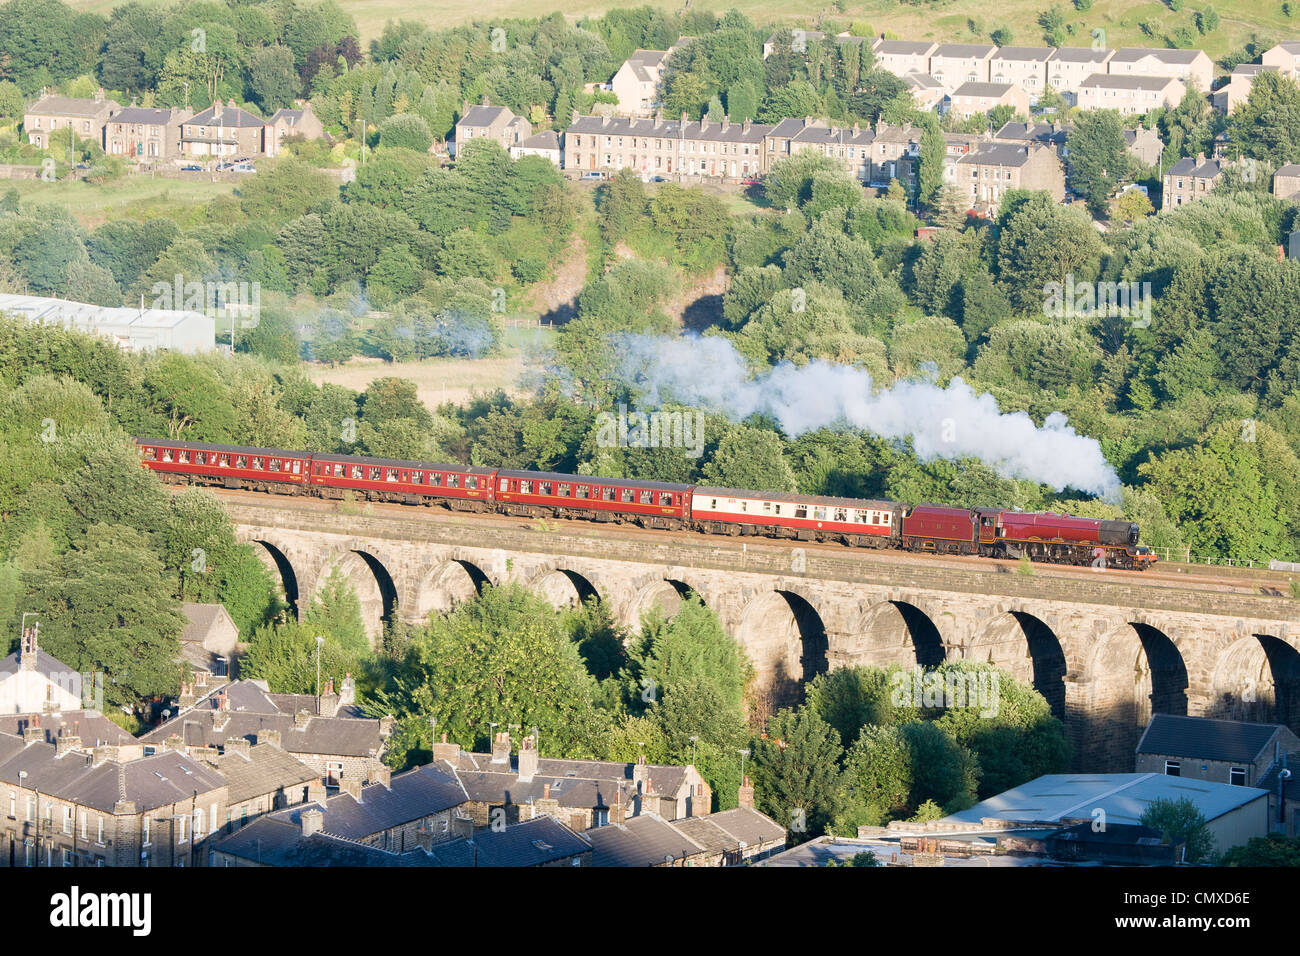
[135, 437, 1157, 570]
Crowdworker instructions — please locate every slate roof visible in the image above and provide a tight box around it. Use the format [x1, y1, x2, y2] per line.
[623, 49, 669, 82]
[140, 679, 385, 757]
[951, 81, 1019, 98]
[0, 733, 225, 812]
[516, 130, 561, 150]
[180, 603, 232, 644]
[186, 102, 265, 128]
[426, 816, 590, 866]
[1276, 164, 1300, 178]
[108, 107, 177, 125]
[955, 143, 1037, 168]
[670, 806, 787, 853]
[1049, 46, 1114, 63]
[566, 114, 770, 143]
[872, 40, 938, 56]
[459, 104, 512, 127]
[932, 43, 997, 58]
[1079, 73, 1180, 91]
[25, 95, 119, 117]
[216, 743, 318, 806]
[1136, 714, 1283, 763]
[277, 764, 467, 840]
[790, 124, 874, 146]
[1165, 156, 1221, 178]
[212, 815, 440, 866]
[1111, 47, 1204, 65]
[991, 46, 1056, 62]
[586, 813, 706, 866]
[0, 647, 76, 685]
[995, 121, 1068, 146]
[0, 711, 135, 746]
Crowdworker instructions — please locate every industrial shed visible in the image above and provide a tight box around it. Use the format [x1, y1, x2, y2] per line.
[0, 293, 215, 354]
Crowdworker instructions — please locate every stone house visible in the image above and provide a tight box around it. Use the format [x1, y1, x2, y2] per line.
[0, 712, 142, 760]
[23, 90, 121, 149]
[104, 107, 190, 161]
[785, 121, 876, 182]
[947, 81, 1030, 121]
[989, 47, 1056, 100]
[140, 679, 391, 790]
[1261, 41, 1300, 80]
[1076, 73, 1186, 115]
[954, 141, 1065, 210]
[1162, 153, 1222, 209]
[1108, 47, 1213, 93]
[1046, 47, 1115, 97]
[0, 627, 82, 715]
[870, 40, 938, 78]
[903, 73, 947, 111]
[214, 739, 323, 835]
[264, 102, 326, 157]
[669, 787, 787, 865]
[566, 111, 767, 179]
[1124, 126, 1164, 168]
[928, 43, 997, 92]
[1274, 164, 1300, 201]
[179, 602, 239, 687]
[453, 99, 531, 157]
[180, 100, 267, 158]
[0, 731, 227, 867]
[610, 49, 672, 116]
[436, 732, 711, 831]
[510, 130, 562, 166]
[586, 812, 713, 866]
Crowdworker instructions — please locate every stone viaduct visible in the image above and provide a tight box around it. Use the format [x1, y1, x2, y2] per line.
[225, 498, 1300, 772]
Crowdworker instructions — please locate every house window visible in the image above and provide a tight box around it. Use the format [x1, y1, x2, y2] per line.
[142, 816, 151, 846]
[1165, 760, 1180, 777]
[326, 762, 343, 788]
[177, 815, 188, 843]
[96, 816, 104, 844]
[1229, 767, 1247, 786]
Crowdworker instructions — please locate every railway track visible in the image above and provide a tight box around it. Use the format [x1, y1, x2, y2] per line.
[202, 487, 1296, 600]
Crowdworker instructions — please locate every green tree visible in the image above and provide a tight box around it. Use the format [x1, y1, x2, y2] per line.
[701, 427, 797, 491]
[1067, 110, 1130, 216]
[1141, 796, 1215, 863]
[751, 704, 845, 841]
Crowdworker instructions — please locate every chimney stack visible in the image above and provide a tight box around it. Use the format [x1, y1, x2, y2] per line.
[164, 733, 186, 752]
[23, 716, 44, 745]
[517, 734, 539, 781]
[490, 731, 511, 765]
[632, 754, 649, 789]
[295, 710, 311, 730]
[369, 763, 392, 789]
[301, 808, 324, 838]
[431, 732, 460, 763]
[339, 775, 364, 803]
[738, 775, 755, 809]
[92, 745, 119, 766]
[258, 729, 281, 749]
[379, 715, 396, 738]
[223, 737, 251, 759]
[55, 734, 82, 757]
[610, 785, 627, 825]
[19, 624, 38, 671]
[639, 776, 661, 817]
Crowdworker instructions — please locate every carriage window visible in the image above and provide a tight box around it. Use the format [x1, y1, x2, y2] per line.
[385, 469, 398, 482]
[332, 464, 343, 477]
[466, 476, 477, 489]
[740, 500, 748, 512]
[576, 485, 589, 499]
[520, 481, 532, 494]
[429, 473, 441, 486]
[363, 467, 377, 481]
[659, 493, 672, 506]
[447, 475, 459, 488]
[762, 501, 771, 512]
[601, 487, 614, 501]
[499, 479, 509, 492]
[143, 447, 157, 460]
[639, 490, 651, 505]
[251, 458, 263, 470]
[775, 504, 782, 515]
[412, 471, 423, 484]
[711, 499, 717, 509]
[269, 459, 281, 472]
[541, 482, 552, 495]
[621, 489, 635, 503]
[834, 509, 847, 523]
[178, 450, 190, 463]
[882, 513, 891, 525]
[558, 484, 571, 497]
[814, 507, 826, 520]
[350, 465, 363, 479]
[218, 455, 229, 467]
[162, 449, 174, 462]
[195, 453, 206, 465]
[795, 507, 808, 519]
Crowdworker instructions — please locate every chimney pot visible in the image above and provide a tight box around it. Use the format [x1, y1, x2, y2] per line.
[55, 734, 81, 757]
[301, 808, 324, 837]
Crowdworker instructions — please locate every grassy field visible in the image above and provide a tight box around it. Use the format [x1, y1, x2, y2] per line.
[306, 323, 555, 412]
[69, 0, 1298, 59]
[4, 176, 234, 229]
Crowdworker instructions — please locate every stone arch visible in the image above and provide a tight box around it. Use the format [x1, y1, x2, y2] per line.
[1079, 622, 1189, 770]
[249, 539, 301, 617]
[834, 600, 946, 672]
[1208, 634, 1300, 732]
[968, 610, 1068, 719]
[409, 558, 492, 622]
[623, 577, 702, 630]
[321, 549, 400, 649]
[736, 588, 829, 707]
[533, 567, 601, 610]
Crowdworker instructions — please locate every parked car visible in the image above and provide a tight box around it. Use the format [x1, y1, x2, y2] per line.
[181, 164, 203, 171]
[580, 171, 607, 180]
[740, 177, 762, 186]
[230, 163, 256, 173]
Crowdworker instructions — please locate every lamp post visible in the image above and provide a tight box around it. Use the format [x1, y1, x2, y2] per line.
[314, 637, 324, 716]
[737, 748, 750, 786]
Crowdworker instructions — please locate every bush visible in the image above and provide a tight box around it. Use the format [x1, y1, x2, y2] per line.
[512, 257, 545, 283]
[378, 114, 434, 153]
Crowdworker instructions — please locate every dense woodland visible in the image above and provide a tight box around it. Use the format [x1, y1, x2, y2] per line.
[0, 1, 1299, 846]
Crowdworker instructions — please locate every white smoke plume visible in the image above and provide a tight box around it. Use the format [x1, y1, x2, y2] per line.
[614, 334, 1122, 500]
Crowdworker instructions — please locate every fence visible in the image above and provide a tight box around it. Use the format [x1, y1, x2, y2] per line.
[1144, 548, 1297, 571]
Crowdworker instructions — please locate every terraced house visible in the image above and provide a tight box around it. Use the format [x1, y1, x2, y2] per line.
[104, 106, 189, 161]
[1076, 74, 1186, 115]
[989, 47, 1056, 99]
[928, 43, 997, 92]
[1045, 46, 1115, 97]
[22, 90, 120, 150]
[564, 111, 768, 179]
[1107, 47, 1213, 93]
